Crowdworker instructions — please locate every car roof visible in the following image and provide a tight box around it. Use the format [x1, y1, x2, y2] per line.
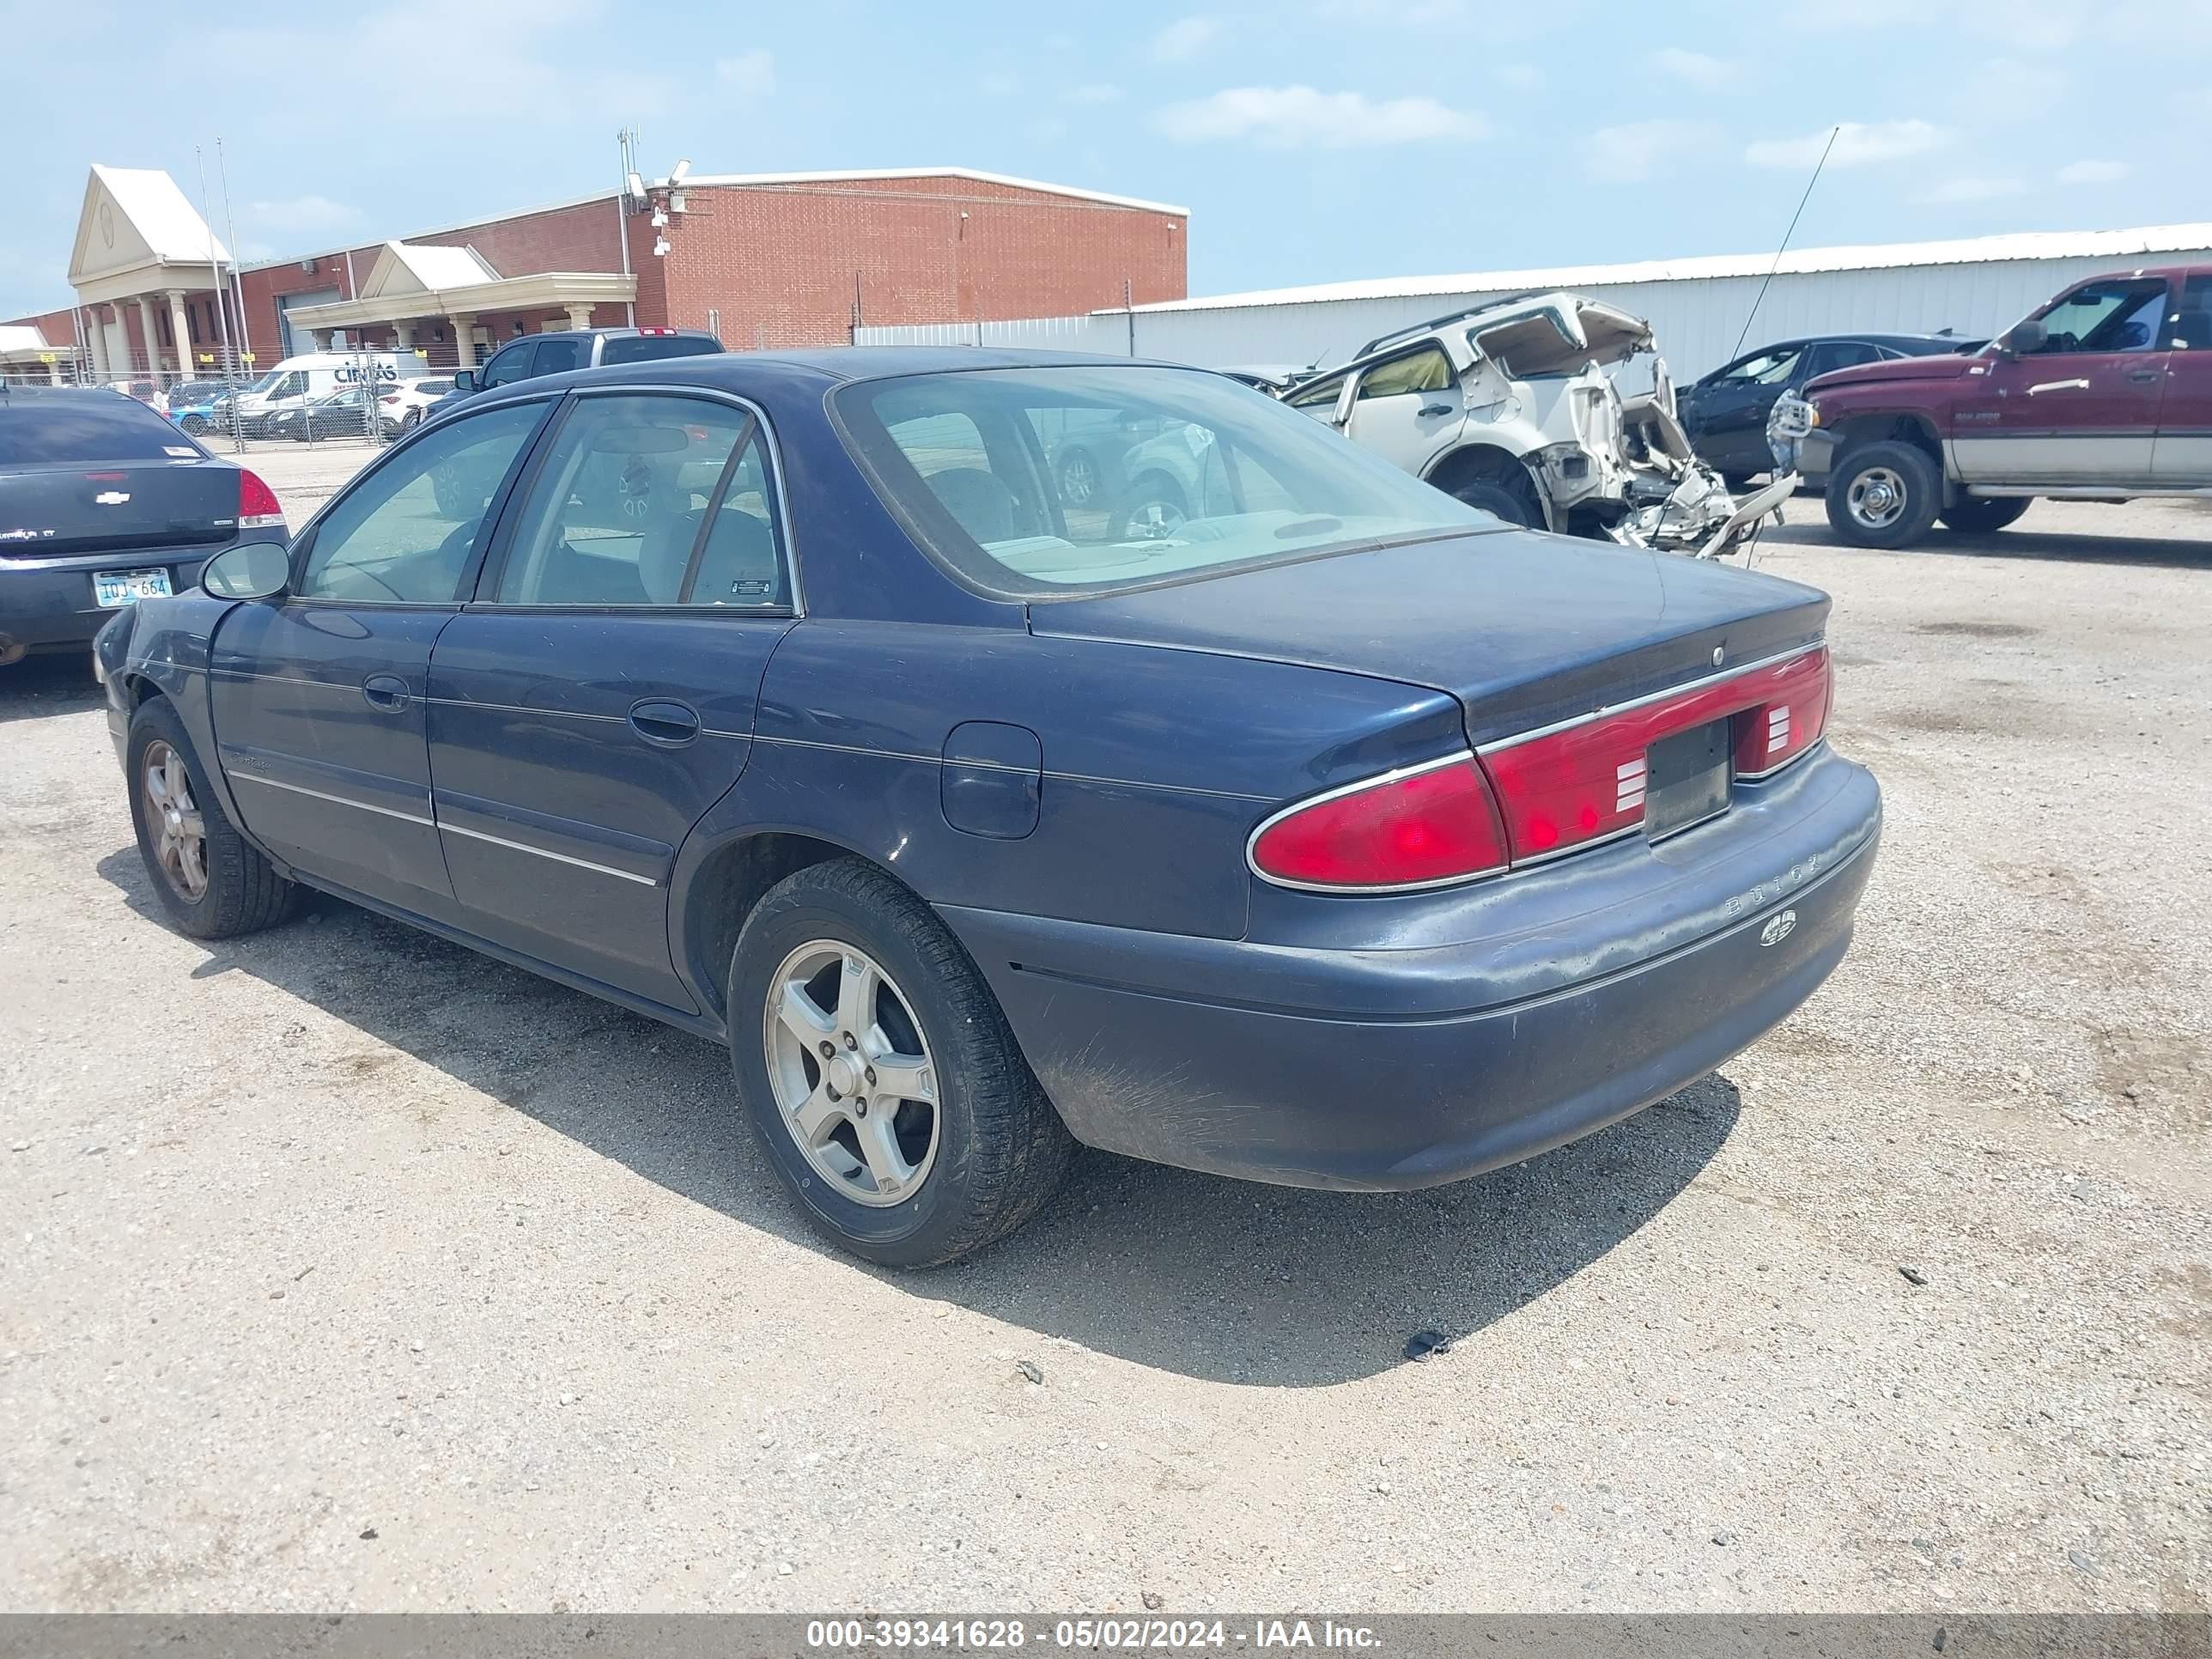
[465, 346, 1193, 401]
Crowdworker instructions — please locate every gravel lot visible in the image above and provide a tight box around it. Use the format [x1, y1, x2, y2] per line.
[3, 457, 2206, 1613]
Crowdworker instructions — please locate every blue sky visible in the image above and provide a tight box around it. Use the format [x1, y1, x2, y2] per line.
[3, 0, 2207, 319]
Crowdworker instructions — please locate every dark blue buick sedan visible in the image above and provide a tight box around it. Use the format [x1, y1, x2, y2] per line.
[96, 349, 1881, 1266]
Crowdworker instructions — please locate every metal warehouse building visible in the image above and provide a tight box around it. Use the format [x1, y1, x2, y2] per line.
[856, 222, 2212, 380]
[3, 163, 1188, 385]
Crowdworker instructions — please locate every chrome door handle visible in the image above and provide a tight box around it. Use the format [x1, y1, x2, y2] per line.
[362, 674, 410, 712]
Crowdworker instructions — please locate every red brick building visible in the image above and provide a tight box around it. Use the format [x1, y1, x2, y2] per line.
[3, 165, 1188, 384]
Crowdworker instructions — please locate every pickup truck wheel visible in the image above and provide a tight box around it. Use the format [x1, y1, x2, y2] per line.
[1938, 496, 2032, 534]
[127, 698, 299, 940]
[1825, 441, 1942, 550]
[1448, 473, 1543, 530]
[730, 858, 1075, 1267]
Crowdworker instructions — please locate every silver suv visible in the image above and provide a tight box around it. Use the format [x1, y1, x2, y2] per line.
[1284, 293, 1791, 558]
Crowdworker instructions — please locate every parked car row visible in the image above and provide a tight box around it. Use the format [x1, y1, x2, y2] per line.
[1771, 265, 2212, 549]
[86, 347, 1877, 1268]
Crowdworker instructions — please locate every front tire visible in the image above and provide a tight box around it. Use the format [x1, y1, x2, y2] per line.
[179, 415, 210, 435]
[1938, 496, 2032, 534]
[1826, 440, 1942, 549]
[729, 859, 1074, 1267]
[126, 697, 298, 940]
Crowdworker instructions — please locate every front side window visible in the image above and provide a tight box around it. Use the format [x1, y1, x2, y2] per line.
[835, 366, 1492, 598]
[480, 344, 534, 388]
[1718, 347, 1804, 386]
[297, 401, 544, 605]
[493, 394, 785, 607]
[1356, 348, 1454, 401]
[2026, 279, 2171, 355]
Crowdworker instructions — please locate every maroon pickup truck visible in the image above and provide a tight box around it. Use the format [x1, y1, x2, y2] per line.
[1773, 266, 2212, 549]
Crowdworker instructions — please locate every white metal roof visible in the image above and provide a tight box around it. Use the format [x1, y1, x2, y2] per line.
[672, 167, 1187, 216]
[0, 324, 52, 352]
[378, 240, 500, 291]
[89, 164, 230, 264]
[1126, 222, 2212, 316]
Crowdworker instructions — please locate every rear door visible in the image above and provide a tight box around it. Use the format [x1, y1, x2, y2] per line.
[1339, 344, 1465, 475]
[209, 398, 552, 918]
[1954, 276, 2172, 483]
[427, 388, 796, 1009]
[2152, 274, 2212, 481]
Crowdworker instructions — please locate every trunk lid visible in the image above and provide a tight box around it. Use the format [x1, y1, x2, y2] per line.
[1028, 530, 1829, 746]
[0, 458, 241, 558]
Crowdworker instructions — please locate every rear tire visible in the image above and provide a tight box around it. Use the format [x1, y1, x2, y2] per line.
[1445, 462, 1545, 530]
[1115, 473, 1189, 540]
[729, 858, 1074, 1267]
[1825, 440, 1942, 550]
[1938, 496, 2032, 534]
[126, 697, 298, 940]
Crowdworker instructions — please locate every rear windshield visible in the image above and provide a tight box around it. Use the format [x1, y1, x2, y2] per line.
[0, 398, 204, 464]
[831, 364, 1490, 598]
[599, 335, 721, 366]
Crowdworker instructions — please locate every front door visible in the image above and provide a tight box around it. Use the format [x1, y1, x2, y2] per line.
[1681, 343, 1807, 476]
[427, 390, 797, 1009]
[1954, 276, 2173, 483]
[2151, 274, 2212, 482]
[209, 399, 551, 918]
[1340, 344, 1467, 476]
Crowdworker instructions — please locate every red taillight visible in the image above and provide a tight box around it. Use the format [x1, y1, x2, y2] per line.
[636, 327, 676, 336]
[1733, 647, 1831, 777]
[1480, 646, 1832, 863]
[238, 467, 285, 530]
[1249, 757, 1509, 891]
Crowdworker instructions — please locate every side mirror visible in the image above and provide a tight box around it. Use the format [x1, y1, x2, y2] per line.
[452, 368, 477, 393]
[202, 538, 291, 601]
[1999, 319, 2046, 358]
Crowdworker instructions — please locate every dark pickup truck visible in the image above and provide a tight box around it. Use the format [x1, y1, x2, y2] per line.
[1772, 266, 2212, 548]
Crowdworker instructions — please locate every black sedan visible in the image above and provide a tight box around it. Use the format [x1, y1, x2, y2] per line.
[0, 386, 284, 665]
[1677, 333, 1971, 483]
[95, 349, 1880, 1266]
[264, 385, 394, 442]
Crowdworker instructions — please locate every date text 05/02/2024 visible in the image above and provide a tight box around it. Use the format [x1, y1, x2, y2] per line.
[803, 1619, 1384, 1650]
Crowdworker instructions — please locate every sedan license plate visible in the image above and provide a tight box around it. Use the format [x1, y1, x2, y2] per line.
[1643, 718, 1732, 841]
[93, 568, 172, 608]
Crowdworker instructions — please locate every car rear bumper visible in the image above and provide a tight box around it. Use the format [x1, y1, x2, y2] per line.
[941, 749, 1881, 1191]
[0, 546, 222, 659]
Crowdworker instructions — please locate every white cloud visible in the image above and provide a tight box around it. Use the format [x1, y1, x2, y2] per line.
[1654, 47, 1732, 88]
[1582, 118, 1723, 184]
[714, 48, 774, 95]
[1071, 82, 1124, 105]
[1745, 119, 1952, 169]
[1911, 175, 2027, 204]
[1153, 85, 1486, 149]
[245, 194, 363, 234]
[2057, 158, 2130, 185]
[1151, 15, 1222, 61]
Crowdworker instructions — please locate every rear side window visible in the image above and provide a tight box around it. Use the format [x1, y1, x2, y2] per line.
[533, 337, 585, 374]
[0, 398, 201, 464]
[598, 335, 721, 366]
[492, 393, 786, 607]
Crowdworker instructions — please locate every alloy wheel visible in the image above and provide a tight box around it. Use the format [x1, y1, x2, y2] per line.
[763, 941, 940, 1206]
[1059, 449, 1098, 506]
[140, 740, 208, 902]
